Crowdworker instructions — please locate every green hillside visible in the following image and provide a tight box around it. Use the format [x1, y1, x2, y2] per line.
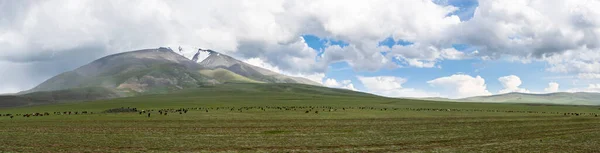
[0, 87, 121, 107]
[3, 83, 598, 114]
[2, 83, 600, 152]
[198, 68, 263, 83]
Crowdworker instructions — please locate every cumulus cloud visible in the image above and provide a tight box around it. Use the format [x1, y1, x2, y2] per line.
[2, 0, 600, 95]
[244, 57, 325, 84]
[427, 74, 491, 98]
[544, 49, 600, 74]
[453, 0, 600, 77]
[544, 82, 560, 93]
[578, 73, 600, 80]
[0, 0, 464, 92]
[358, 76, 440, 98]
[498, 75, 530, 94]
[323, 78, 357, 91]
[456, 1, 600, 58]
[380, 43, 467, 68]
[567, 84, 600, 93]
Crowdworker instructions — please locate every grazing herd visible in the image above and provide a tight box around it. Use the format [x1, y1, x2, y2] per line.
[2, 106, 599, 119]
[1, 111, 90, 119]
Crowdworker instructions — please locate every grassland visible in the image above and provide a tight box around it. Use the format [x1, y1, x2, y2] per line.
[1, 83, 599, 152]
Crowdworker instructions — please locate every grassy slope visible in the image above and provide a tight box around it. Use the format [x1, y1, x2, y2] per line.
[1, 83, 600, 152]
[198, 68, 263, 83]
[0, 87, 120, 108]
[2, 83, 598, 114]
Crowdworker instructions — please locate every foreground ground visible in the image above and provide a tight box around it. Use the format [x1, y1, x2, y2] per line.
[1, 84, 599, 152]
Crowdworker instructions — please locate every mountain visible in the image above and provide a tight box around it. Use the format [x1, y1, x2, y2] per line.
[23, 48, 214, 95]
[458, 92, 600, 105]
[3, 47, 324, 107]
[197, 52, 321, 86]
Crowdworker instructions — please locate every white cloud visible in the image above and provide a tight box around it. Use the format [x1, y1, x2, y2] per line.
[453, 0, 600, 77]
[358, 76, 440, 98]
[498, 75, 530, 94]
[544, 49, 600, 74]
[427, 74, 491, 98]
[357, 76, 405, 91]
[544, 82, 560, 93]
[2, 0, 600, 95]
[323, 78, 340, 87]
[323, 78, 357, 91]
[0, 0, 466, 92]
[457, 1, 600, 58]
[567, 84, 600, 93]
[578, 73, 600, 80]
[244, 57, 325, 84]
[379, 43, 467, 68]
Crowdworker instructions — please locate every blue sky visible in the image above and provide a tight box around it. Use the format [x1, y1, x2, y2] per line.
[294, 0, 591, 98]
[304, 33, 555, 97]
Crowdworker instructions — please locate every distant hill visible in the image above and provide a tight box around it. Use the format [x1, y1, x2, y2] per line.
[458, 92, 600, 105]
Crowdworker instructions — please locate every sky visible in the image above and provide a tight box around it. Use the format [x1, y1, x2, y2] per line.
[1, 0, 600, 98]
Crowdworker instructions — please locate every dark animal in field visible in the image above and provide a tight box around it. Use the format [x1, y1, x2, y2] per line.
[10, 116, 13, 119]
[147, 113, 151, 117]
[305, 111, 309, 113]
[315, 111, 319, 114]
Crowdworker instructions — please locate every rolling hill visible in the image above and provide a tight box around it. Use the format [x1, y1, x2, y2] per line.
[458, 92, 600, 105]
